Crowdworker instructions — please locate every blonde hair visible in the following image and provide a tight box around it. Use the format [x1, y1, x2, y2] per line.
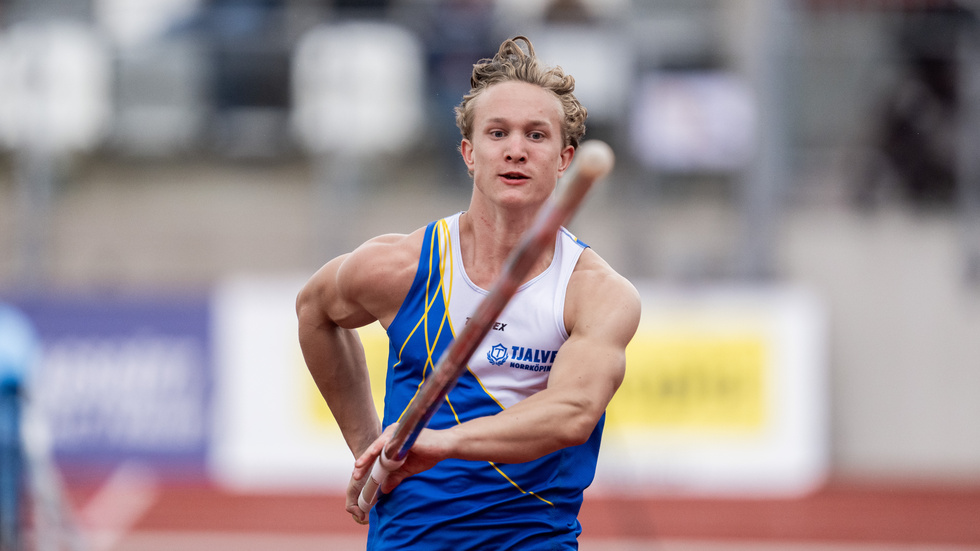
[454, 36, 587, 149]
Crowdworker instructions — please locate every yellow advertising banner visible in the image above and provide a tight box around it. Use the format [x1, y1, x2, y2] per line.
[611, 330, 768, 433]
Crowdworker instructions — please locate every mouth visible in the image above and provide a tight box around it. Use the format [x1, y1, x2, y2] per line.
[500, 172, 529, 183]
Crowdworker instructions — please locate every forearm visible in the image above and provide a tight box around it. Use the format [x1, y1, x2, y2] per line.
[439, 388, 604, 464]
[432, 340, 627, 465]
[351, 390, 603, 499]
[298, 320, 381, 457]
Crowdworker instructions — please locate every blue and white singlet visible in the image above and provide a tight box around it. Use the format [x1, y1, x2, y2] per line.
[367, 212, 604, 550]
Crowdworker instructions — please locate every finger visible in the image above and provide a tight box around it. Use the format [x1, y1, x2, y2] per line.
[381, 467, 410, 494]
[354, 425, 395, 470]
[346, 472, 367, 512]
[347, 503, 369, 524]
[350, 468, 367, 490]
[346, 493, 369, 524]
[352, 454, 376, 481]
[351, 512, 369, 525]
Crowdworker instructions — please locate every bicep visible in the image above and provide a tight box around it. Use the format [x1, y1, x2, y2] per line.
[297, 232, 420, 331]
[547, 270, 641, 410]
[297, 255, 371, 331]
[296, 251, 380, 331]
[547, 336, 625, 411]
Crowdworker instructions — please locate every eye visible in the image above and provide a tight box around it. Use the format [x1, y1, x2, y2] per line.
[528, 131, 544, 140]
[490, 130, 505, 138]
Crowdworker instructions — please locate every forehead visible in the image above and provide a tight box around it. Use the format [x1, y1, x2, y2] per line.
[471, 81, 563, 128]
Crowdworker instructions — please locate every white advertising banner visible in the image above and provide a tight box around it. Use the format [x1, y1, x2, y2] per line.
[209, 277, 827, 497]
[597, 283, 828, 497]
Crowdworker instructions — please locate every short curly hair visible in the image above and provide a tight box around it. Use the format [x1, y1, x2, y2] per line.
[454, 36, 587, 149]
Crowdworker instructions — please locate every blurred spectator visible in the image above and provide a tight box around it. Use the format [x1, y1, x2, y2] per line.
[208, 0, 288, 108]
[333, 0, 390, 19]
[859, 5, 974, 209]
[417, 0, 497, 179]
[0, 304, 39, 551]
[544, 0, 593, 24]
[205, 0, 292, 156]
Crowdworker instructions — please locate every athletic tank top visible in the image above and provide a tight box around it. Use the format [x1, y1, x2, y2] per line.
[368, 212, 603, 550]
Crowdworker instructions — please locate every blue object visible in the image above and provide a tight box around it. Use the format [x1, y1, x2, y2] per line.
[0, 304, 39, 551]
[0, 305, 38, 387]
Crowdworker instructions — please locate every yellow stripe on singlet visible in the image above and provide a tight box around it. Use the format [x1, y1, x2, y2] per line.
[396, 220, 454, 424]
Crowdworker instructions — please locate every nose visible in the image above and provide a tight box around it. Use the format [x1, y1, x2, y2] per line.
[504, 137, 527, 163]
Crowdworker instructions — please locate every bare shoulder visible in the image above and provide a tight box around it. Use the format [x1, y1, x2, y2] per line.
[299, 227, 427, 329]
[340, 229, 425, 290]
[564, 249, 641, 343]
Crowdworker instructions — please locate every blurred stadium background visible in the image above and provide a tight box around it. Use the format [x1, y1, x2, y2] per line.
[1, 0, 979, 549]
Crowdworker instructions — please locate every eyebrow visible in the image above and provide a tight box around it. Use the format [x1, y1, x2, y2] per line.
[484, 117, 553, 129]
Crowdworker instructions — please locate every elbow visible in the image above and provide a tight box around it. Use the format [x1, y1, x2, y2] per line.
[556, 407, 602, 448]
[295, 283, 328, 339]
[295, 282, 313, 320]
[295, 281, 322, 326]
[293, 287, 309, 320]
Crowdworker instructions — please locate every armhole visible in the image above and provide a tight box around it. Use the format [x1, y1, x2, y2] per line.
[555, 230, 589, 340]
[387, 220, 440, 332]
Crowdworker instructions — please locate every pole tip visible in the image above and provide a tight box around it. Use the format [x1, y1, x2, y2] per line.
[574, 140, 615, 180]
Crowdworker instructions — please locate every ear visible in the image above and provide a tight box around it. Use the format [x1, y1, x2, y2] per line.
[556, 144, 575, 177]
[460, 139, 476, 172]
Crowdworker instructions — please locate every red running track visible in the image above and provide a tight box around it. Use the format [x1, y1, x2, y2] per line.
[64, 480, 980, 547]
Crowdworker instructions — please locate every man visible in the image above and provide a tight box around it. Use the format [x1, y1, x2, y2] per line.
[296, 36, 640, 549]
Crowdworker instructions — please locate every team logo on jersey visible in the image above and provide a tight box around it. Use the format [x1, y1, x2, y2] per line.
[487, 343, 508, 366]
[507, 345, 558, 372]
[486, 343, 559, 371]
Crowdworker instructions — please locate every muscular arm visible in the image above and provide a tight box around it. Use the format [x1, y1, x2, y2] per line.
[361, 249, 641, 491]
[296, 232, 420, 458]
[445, 250, 640, 460]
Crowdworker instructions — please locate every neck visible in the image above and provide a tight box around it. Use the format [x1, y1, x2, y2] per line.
[458, 201, 554, 289]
